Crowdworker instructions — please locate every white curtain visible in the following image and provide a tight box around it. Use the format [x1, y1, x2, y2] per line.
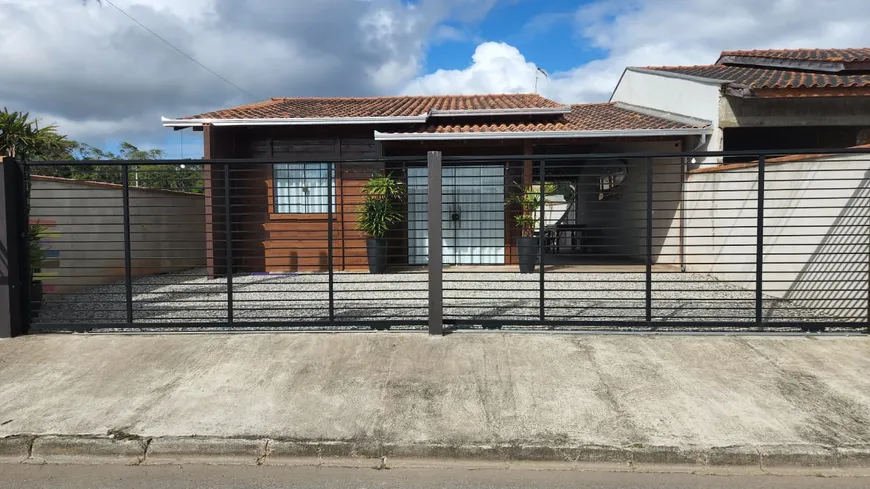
[407, 165, 504, 265]
[274, 163, 334, 213]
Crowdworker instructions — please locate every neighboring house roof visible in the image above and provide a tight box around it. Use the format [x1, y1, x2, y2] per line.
[717, 48, 870, 63]
[636, 47, 870, 97]
[163, 94, 571, 127]
[374, 102, 712, 141]
[638, 65, 870, 89]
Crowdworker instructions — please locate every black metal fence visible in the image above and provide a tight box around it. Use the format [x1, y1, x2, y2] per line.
[2, 147, 869, 336]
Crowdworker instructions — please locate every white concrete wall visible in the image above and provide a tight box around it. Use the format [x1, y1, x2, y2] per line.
[662, 154, 870, 320]
[610, 69, 724, 165]
[594, 140, 685, 263]
[30, 177, 206, 293]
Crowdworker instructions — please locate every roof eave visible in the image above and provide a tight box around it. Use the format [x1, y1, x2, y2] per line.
[626, 67, 730, 86]
[612, 102, 714, 127]
[374, 127, 713, 141]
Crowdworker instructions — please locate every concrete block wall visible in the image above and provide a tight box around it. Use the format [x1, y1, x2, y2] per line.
[29, 176, 206, 294]
[676, 154, 870, 320]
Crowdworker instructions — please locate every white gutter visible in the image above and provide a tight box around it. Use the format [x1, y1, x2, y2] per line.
[161, 115, 429, 127]
[374, 127, 713, 141]
[428, 107, 572, 117]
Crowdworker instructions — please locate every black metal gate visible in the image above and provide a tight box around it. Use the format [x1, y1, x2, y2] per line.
[2, 148, 869, 336]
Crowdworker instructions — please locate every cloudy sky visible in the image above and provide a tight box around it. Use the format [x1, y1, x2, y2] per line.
[2, 0, 870, 158]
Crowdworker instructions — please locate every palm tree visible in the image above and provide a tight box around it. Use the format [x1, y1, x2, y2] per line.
[0, 108, 72, 162]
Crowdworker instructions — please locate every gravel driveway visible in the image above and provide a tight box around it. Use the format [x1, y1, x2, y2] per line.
[32, 267, 844, 332]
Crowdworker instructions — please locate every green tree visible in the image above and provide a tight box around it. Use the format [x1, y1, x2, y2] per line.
[68, 141, 203, 193]
[3, 107, 202, 192]
[0, 107, 73, 162]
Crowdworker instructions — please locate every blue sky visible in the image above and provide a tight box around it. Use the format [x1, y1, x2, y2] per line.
[7, 0, 870, 160]
[426, 0, 605, 75]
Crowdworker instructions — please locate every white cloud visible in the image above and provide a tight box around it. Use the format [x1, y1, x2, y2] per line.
[0, 0, 497, 147]
[403, 42, 540, 95]
[404, 0, 870, 103]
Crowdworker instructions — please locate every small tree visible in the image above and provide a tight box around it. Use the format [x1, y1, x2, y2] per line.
[507, 182, 558, 238]
[0, 108, 72, 161]
[356, 174, 405, 239]
[28, 222, 49, 281]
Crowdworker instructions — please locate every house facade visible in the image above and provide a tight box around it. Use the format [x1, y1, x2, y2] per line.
[164, 95, 710, 276]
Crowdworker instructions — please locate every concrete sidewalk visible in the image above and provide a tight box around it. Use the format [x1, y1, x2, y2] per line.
[1, 333, 869, 468]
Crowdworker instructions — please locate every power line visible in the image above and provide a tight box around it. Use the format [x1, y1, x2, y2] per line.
[100, 0, 260, 101]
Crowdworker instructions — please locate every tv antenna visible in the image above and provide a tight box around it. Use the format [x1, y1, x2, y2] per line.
[534, 66, 549, 94]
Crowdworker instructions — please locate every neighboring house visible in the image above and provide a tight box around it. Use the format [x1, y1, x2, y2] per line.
[611, 48, 870, 165]
[162, 95, 711, 276]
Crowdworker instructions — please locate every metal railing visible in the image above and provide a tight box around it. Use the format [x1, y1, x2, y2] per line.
[2, 147, 868, 335]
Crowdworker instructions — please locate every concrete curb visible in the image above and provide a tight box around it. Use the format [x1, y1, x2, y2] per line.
[0, 436, 34, 463]
[1, 435, 868, 469]
[146, 437, 267, 465]
[28, 436, 147, 465]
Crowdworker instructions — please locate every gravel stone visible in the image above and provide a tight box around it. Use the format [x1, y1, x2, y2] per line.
[34, 267, 848, 332]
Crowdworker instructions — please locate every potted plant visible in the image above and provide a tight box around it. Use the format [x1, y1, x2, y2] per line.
[507, 183, 556, 273]
[28, 222, 48, 319]
[356, 174, 405, 274]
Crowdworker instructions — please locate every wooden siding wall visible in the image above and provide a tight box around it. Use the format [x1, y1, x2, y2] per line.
[203, 125, 234, 278]
[239, 129, 383, 273]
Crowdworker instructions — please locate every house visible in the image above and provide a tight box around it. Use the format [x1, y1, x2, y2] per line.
[608, 47, 870, 320]
[611, 48, 870, 165]
[162, 95, 711, 277]
[161, 47, 870, 283]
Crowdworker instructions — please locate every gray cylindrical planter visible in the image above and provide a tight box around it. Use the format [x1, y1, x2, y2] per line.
[366, 238, 388, 274]
[516, 236, 538, 274]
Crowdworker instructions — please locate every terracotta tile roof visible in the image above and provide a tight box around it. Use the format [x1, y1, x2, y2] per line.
[642, 64, 870, 89]
[719, 48, 870, 62]
[183, 94, 566, 120]
[380, 103, 707, 135]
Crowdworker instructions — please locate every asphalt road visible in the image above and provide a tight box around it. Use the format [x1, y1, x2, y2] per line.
[1, 465, 867, 489]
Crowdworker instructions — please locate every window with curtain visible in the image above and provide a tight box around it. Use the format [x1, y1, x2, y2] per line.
[273, 163, 336, 214]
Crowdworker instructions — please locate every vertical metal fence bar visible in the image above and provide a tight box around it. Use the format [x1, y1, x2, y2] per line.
[645, 157, 653, 326]
[538, 158, 546, 323]
[0, 157, 26, 338]
[756, 155, 765, 326]
[121, 165, 134, 324]
[427, 151, 443, 335]
[223, 164, 234, 326]
[327, 162, 335, 323]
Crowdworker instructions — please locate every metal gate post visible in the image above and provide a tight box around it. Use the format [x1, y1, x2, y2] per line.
[645, 157, 653, 326]
[0, 157, 27, 337]
[224, 164, 234, 326]
[427, 151, 443, 335]
[327, 162, 335, 323]
[755, 156, 765, 325]
[538, 158, 546, 322]
[121, 166, 134, 324]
